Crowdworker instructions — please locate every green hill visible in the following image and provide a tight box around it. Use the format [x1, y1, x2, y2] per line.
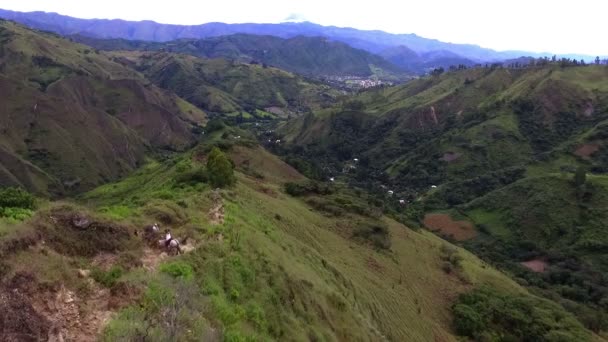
[0, 20, 206, 195]
[75, 34, 409, 81]
[0, 128, 592, 341]
[109, 50, 340, 117]
[277, 64, 608, 334]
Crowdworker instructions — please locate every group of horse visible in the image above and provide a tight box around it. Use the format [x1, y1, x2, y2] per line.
[142, 224, 183, 255]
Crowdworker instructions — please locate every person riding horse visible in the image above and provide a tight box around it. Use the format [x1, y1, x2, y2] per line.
[164, 229, 173, 248]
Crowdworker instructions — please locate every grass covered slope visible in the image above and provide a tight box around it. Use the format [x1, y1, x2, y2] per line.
[110, 51, 339, 116]
[77, 132, 589, 341]
[0, 129, 594, 340]
[276, 64, 608, 335]
[0, 20, 207, 195]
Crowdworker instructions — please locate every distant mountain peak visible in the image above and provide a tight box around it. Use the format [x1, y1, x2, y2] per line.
[283, 13, 309, 23]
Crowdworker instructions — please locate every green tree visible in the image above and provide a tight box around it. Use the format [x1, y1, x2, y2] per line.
[207, 147, 236, 188]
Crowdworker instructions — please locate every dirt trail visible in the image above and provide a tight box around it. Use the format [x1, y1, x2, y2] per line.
[140, 239, 198, 271]
[208, 190, 225, 225]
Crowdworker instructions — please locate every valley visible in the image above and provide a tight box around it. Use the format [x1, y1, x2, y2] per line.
[0, 10, 607, 342]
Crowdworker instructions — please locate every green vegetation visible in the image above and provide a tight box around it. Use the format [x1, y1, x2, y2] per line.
[0, 187, 35, 223]
[207, 147, 236, 188]
[453, 286, 590, 341]
[0, 20, 206, 195]
[81, 34, 408, 81]
[277, 64, 608, 335]
[109, 51, 340, 117]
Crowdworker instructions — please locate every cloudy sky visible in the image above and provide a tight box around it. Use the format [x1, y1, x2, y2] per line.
[0, 0, 606, 55]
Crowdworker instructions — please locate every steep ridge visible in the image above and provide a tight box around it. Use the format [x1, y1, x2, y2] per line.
[75, 33, 408, 79]
[109, 50, 340, 116]
[278, 64, 608, 334]
[0, 20, 206, 195]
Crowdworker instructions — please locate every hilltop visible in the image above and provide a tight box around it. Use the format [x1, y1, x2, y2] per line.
[277, 63, 608, 334]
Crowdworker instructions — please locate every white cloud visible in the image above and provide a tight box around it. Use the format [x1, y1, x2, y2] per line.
[0, 0, 606, 55]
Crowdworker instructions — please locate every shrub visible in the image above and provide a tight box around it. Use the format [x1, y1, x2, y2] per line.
[0, 207, 33, 222]
[284, 181, 334, 197]
[160, 261, 194, 280]
[353, 221, 391, 249]
[91, 266, 124, 288]
[0, 187, 35, 210]
[205, 118, 226, 132]
[452, 286, 591, 341]
[175, 167, 208, 185]
[440, 245, 463, 270]
[207, 147, 236, 188]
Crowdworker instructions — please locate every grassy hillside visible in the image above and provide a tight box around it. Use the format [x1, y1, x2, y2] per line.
[109, 51, 340, 117]
[0, 20, 206, 195]
[276, 64, 608, 335]
[75, 34, 408, 81]
[0, 129, 590, 341]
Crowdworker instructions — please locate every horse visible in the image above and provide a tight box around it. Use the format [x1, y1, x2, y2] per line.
[159, 238, 182, 256]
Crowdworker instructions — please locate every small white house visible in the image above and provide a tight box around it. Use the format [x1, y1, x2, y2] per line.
[387, 190, 394, 196]
[431, 185, 437, 188]
[399, 199, 406, 205]
[275, 139, 281, 144]
[353, 158, 359, 162]
[329, 177, 335, 182]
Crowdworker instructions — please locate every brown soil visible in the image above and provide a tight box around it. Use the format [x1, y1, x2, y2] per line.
[1, 272, 115, 342]
[366, 256, 384, 274]
[573, 143, 600, 158]
[423, 213, 476, 241]
[521, 259, 548, 273]
[258, 186, 278, 197]
[208, 190, 225, 225]
[141, 247, 169, 271]
[92, 252, 120, 271]
[0, 286, 51, 342]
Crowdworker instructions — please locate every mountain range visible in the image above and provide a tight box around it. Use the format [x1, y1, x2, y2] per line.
[74, 33, 408, 79]
[0, 8, 599, 74]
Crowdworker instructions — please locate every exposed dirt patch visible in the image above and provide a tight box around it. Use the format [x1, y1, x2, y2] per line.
[423, 213, 476, 241]
[0, 286, 51, 342]
[441, 152, 461, 162]
[366, 256, 384, 274]
[2, 272, 115, 342]
[521, 259, 548, 273]
[92, 252, 120, 271]
[258, 186, 278, 197]
[141, 247, 169, 271]
[573, 143, 600, 159]
[208, 190, 225, 225]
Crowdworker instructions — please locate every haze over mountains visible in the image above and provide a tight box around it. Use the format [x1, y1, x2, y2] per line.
[0, 8, 600, 75]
